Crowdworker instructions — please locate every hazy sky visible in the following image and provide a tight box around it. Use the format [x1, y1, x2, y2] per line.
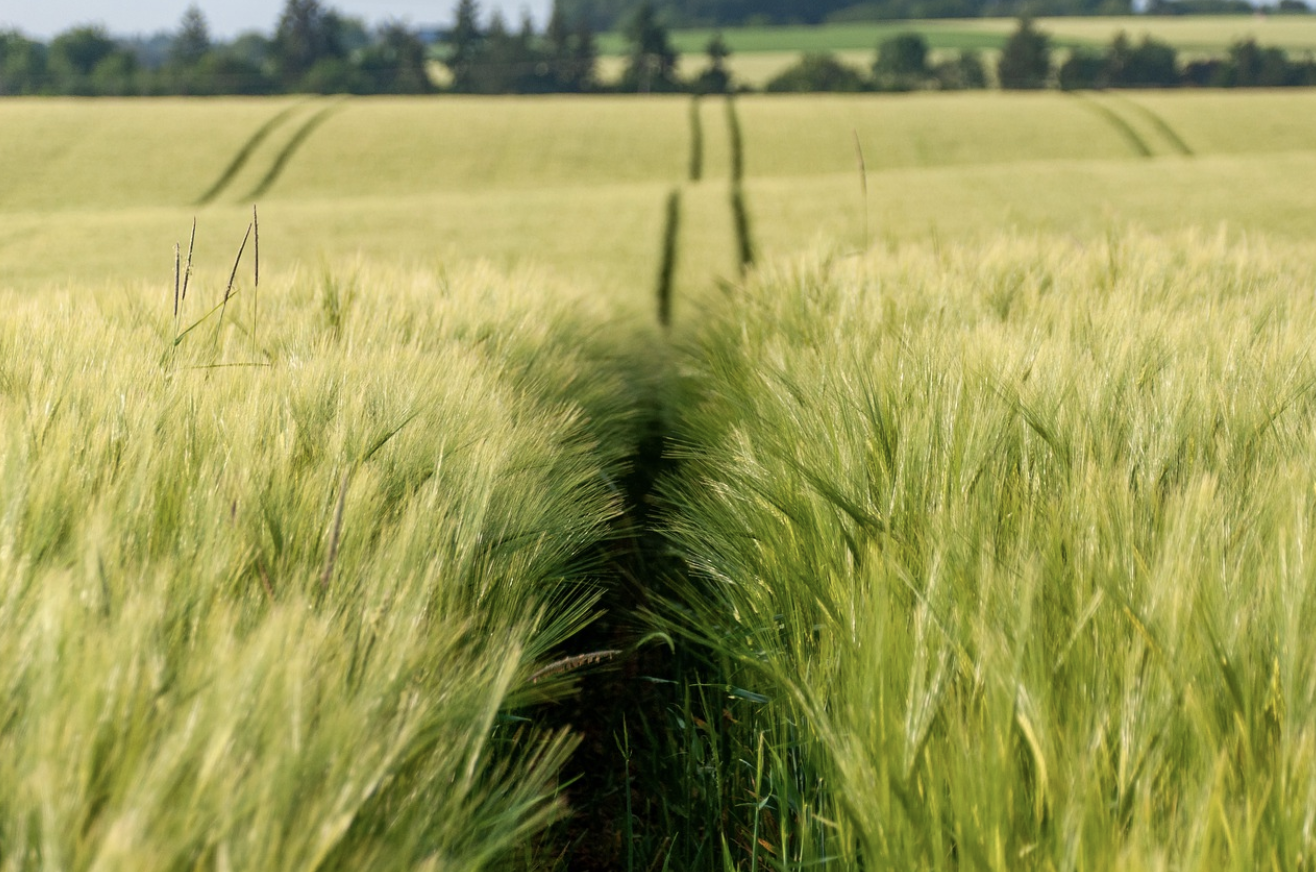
[0, 0, 554, 39]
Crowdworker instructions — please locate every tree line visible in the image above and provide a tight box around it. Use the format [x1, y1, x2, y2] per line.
[558, 0, 1310, 29]
[766, 17, 1316, 92]
[2, 1, 1313, 97]
[445, 0, 744, 94]
[0, 0, 431, 96]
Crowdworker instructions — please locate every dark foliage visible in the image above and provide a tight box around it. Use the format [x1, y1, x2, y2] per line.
[765, 52, 867, 92]
[1058, 30, 1315, 90]
[1059, 32, 1179, 88]
[934, 49, 988, 89]
[558, 0, 1133, 30]
[692, 32, 733, 94]
[997, 16, 1052, 90]
[274, 0, 347, 87]
[0, 31, 48, 95]
[443, 0, 599, 94]
[620, 2, 682, 92]
[6, 0, 1314, 97]
[873, 32, 930, 90]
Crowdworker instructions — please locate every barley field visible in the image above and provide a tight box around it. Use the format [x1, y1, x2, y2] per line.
[3, 88, 1316, 869]
[4, 90, 1316, 294]
[660, 233, 1316, 868]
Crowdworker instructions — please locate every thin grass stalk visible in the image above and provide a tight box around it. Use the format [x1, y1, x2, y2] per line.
[853, 129, 869, 251]
[321, 469, 349, 591]
[181, 218, 196, 307]
[252, 204, 260, 353]
[213, 221, 252, 358]
[619, 720, 635, 872]
[173, 242, 181, 321]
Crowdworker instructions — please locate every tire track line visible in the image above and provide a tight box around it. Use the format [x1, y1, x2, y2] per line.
[193, 102, 306, 206]
[1111, 95, 1195, 157]
[244, 100, 348, 201]
[1071, 93, 1153, 158]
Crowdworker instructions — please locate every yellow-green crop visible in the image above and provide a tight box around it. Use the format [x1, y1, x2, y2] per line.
[0, 255, 651, 870]
[661, 231, 1316, 868]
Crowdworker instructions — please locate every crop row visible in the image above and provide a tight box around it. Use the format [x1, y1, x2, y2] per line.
[0, 252, 652, 869]
[658, 232, 1316, 868]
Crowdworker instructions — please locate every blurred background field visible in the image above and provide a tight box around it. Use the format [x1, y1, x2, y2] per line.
[3, 89, 1316, 306]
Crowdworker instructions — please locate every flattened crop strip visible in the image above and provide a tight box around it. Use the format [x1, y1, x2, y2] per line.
[1113, 94, 1195, 156]
[725, 95, 756, 275]
[193, 102, 304, 206]
[246, 100, 346, 201]
[656, 188, 682, 329]
[1072, 93, 1153, 158]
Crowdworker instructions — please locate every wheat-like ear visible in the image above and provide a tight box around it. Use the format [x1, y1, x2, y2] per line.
[173, 242, 181, 320]
[529, 649, 622, 683]
[853, 129, 869, 251]
[252, 204, 260, 353]
[181, 217, 196, 304]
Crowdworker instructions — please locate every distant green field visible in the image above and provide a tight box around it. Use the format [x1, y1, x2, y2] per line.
[597, 19, 1023, 55]
[599, 14, 1316, 55]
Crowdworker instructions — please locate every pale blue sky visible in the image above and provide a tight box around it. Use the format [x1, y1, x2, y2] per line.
[0, 0, 553, 39]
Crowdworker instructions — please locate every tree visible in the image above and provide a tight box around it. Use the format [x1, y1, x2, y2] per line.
[357, 23, 432, 94]
[765, 53, 867, 92]
[50, 26, 116, 79]
[88, 50, 138, 95]
[0, 31, 48, 95]
[170, 5, 211, 68]
[566, 19, 598, 91]
[621, 2, 680, 93]
[557, 0, 858, 30]
[997, 16, 1051, 89]
[874, 32, 930, 90]
[1058, 49, 1104, 90]
[49, 26, 123, 94]
[694, 31, 732, 94]
[1224, 38, 1294, 87]
[477, 11, 524, 92]
[192, 50, 275, 94]
[934, 49, 987, 90]
[445, 0, 483, 92]
[1105, 32, 1178, 87]
[273, 0, 346, 88]
[546, 0, 597, 92]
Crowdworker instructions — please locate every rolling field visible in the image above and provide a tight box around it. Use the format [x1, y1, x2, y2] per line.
[4, 88, 1316, 869]
[5, 89, 1316, 295]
